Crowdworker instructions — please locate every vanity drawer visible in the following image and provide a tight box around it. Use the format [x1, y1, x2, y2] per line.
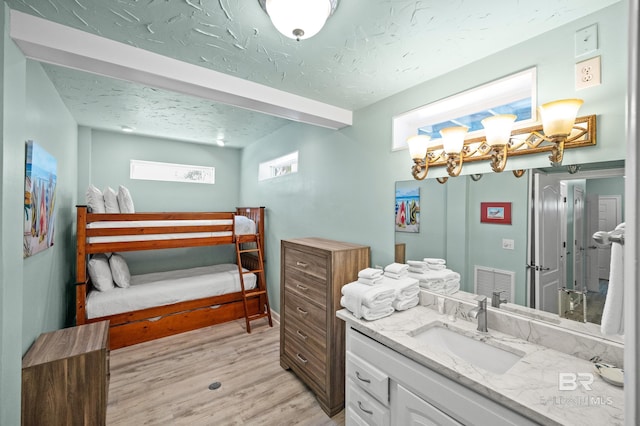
[283, 317, 326, 365]
[346, 352, 389, 406]
[346, 378, 390, 426]
[284, 247, 327, 281]
[284, 328, 326, 389]
[284, 289, 326, 332]
[284, 267, 327, 306]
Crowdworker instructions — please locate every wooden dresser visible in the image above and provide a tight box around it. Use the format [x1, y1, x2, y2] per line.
[21, 321, 110, 426]
[280, 237, 370, 416]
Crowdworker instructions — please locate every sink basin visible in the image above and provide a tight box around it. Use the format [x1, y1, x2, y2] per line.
[409, 325, 523, 374]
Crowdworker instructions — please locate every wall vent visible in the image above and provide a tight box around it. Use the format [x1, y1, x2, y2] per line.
[474, 265, 515, 303]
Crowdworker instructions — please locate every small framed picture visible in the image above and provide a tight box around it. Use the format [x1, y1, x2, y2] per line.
[480, 202, 512, 225]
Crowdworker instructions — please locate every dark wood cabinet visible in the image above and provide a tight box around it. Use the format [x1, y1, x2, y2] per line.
[21, 321, 110, 426]
[280, 238, 369, 416]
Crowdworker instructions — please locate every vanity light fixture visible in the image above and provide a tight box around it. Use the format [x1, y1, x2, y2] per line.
[407, 98, 594, 180]
[259, 0, 338, 41]
[440, 126, 468, 177]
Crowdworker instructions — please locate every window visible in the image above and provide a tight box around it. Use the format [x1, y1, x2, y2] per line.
[392, 68, 537, 151]
[259, 151, 299, 181]
[130, 159, 215, 184]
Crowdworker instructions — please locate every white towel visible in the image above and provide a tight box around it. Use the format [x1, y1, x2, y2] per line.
[358, 268, 383, 280]
[407, 260, 428, 269]
[341, 296, 395, 320]
[408, 269, 460, 283]
[380, 276, 420, 300]
[426, 264, 446, 271]
[384, 270, 408, 279]
[358, 276, 383, 286]
[393, 296, 419, 311]
[601, 238, 624, 336]
[423, 258, 446, 265]
[341, 281, 396, 309]
[384, 262, 409, 274]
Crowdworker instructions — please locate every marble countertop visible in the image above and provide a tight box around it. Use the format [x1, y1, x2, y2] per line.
[337, 305, 624, 426]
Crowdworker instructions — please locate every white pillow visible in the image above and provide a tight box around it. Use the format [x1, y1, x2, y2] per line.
[109, 253, 131, 288]
[117, 185, 135, 213]
[87, 254, 115, 291]
[103, 186, 120, 213]
[86, 184, 106, 213]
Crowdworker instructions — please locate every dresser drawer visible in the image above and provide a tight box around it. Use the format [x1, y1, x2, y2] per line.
[284, 329, 326, 389]
[284, 289, 326, 332]
[346, 378, 390, 426]
[284, 247, 328, 281]
[284, 315, 326, 364]
[284, 267, 327, 306]
[346, 352, 390, 406]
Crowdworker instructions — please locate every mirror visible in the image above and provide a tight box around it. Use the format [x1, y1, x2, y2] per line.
[395, 160, 625, 340]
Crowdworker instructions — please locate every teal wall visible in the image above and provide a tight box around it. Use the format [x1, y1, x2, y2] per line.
[1, 4, 25, 425]
[1, 13, 78, 424]
[80, 130, 243, 274]
[240, 3, 628, 314]
[22, 60, 78, 350]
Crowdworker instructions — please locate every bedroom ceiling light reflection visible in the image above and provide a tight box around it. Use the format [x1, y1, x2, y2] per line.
[259, 0, 338, 41]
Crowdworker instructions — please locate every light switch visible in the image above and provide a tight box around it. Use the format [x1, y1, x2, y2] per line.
[502, 239, 515, 250]
[575, 24, 598, 57]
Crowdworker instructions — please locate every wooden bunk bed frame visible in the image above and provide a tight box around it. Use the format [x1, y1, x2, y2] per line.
[75, 206, 266, 349]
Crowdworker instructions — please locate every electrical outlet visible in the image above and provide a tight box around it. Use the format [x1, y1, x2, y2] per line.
[502, 239, 515, 250]
[575, 56, 601, 90]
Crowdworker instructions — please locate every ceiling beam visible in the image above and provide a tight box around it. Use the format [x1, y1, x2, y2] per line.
[9, 10, 352, 130]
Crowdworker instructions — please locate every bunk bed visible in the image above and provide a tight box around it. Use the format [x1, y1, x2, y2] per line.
[75, 206, 267, 349]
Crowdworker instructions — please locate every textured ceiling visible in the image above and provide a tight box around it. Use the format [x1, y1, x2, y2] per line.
[7, 0, 621, 148]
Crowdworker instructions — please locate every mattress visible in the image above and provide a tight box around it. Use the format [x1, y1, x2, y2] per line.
[86, 215, 256, 244]
[86, 263, 257, 319]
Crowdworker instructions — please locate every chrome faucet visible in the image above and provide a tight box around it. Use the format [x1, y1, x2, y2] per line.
[469, 296, 488, 332]
[491, 290, 508, 308]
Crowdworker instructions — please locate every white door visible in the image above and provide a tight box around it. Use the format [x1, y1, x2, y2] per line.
[585, 194, 600, 292]
[573, 186, 585, 291]
[534, 173, 564, 314]
[598, 196, 622, 280]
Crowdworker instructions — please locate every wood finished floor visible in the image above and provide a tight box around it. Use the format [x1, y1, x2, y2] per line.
[107, 320, 345, 426]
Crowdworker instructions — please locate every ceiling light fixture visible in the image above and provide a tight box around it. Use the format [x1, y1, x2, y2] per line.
[258, 0, 338, 41]
[121, 125, 134, 133]
[408, 99, 595, 180]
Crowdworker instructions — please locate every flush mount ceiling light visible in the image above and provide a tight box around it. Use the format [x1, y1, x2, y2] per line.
[258, 0, 339, 41]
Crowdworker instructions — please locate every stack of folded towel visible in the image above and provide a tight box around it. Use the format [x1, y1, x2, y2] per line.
[384, 262, 409, 279]
[407, 258, 461, 295]
[382, 263, 420, 311]
[341, 280, 396, 321]
[357, 267, 384, 285]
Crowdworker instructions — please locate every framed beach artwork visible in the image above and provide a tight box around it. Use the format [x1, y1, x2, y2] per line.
[24, 141, 57, 257]
[395, 187, 420, 233]
[480, 202, 512, 225]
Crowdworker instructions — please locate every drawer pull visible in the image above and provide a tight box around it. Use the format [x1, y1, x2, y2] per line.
[357, 401, 373, 415]
[296, 353, 308, 364]
[296, 284, 309, 291]
[296, 307, 308, 316]
[355, 371, 371, 384]
[296, 261, 308, 268]
[296, 330, 308, 341]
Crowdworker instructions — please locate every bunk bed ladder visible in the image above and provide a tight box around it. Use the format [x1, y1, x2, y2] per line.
[235, 233, 273, 333]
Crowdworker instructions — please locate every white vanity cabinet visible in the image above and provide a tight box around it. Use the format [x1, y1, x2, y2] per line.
[345, 326, 539, 426]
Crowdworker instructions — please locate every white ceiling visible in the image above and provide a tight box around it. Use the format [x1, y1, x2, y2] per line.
[7, 0, 620, 148]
